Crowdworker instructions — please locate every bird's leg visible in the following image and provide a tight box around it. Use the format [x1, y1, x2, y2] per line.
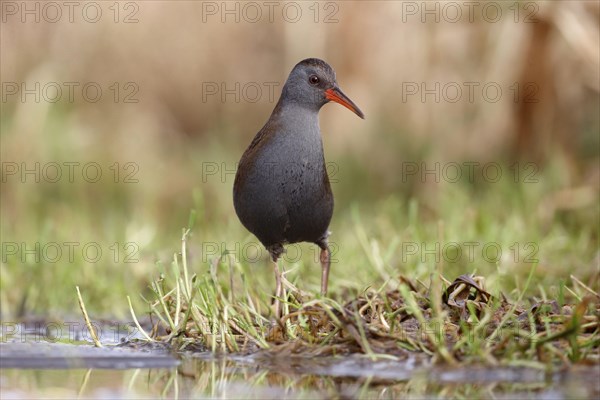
[319, 244, 331, 296]
[268, 244, 285, 319]
[273, 259, 282, 319]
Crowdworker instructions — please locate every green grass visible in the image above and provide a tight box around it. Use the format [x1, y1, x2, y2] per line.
[1, 107, 598, 364]
[109, 170, 597, 364]
[125, 213, 598, 365]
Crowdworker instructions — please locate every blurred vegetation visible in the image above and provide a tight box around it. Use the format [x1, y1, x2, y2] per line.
[1, 1, 598, 323]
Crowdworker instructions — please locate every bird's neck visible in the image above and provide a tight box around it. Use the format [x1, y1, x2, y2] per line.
[271, 97, 321, 136]
[261, 97, 324, 160]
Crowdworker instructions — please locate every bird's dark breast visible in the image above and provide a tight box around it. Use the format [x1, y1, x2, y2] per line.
[233, 130, 333, 249]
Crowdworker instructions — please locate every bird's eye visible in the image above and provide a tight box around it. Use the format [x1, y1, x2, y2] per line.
[309, 75, 320, 85]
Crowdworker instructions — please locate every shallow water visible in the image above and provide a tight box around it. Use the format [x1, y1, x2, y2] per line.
[1, 340, 599, 399]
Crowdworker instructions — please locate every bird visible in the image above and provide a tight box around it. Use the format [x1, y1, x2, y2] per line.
[233, 58, 364, 315]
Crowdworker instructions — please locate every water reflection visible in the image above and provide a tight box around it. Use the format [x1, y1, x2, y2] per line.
[1, 353, 599, 399]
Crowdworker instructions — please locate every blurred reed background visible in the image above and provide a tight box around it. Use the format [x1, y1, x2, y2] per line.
[1, 1, 598, 318]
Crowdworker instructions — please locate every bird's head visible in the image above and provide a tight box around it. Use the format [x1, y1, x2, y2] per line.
[282, 58, 365, 119]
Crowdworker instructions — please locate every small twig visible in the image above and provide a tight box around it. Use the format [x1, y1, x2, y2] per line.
[76, 286, 102, 347]
[127, 296, 154, 341]
[181, 228, 192, 299]
[571, 275, 599, 298]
